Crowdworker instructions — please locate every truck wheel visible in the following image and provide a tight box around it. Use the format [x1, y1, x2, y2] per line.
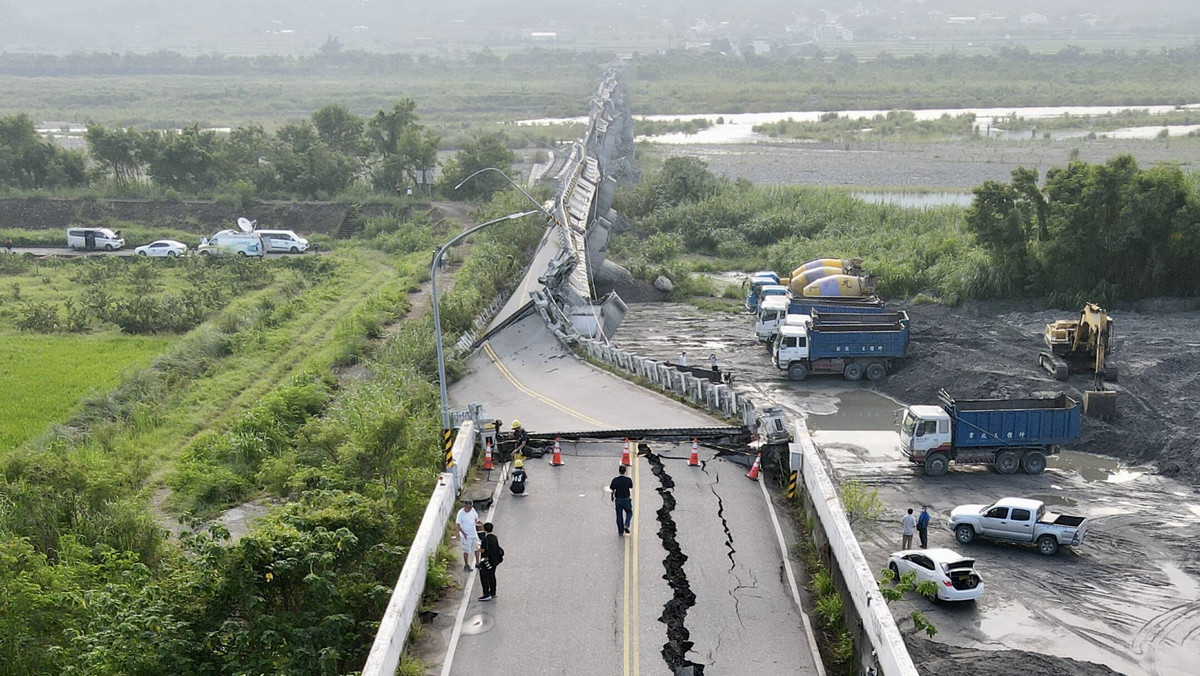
[200, 250, 211, 257]
[1037, 535, 1059, 556]
[955, 524, 976, 544]
[865, 362, 887, 381]
[843, 363, 864, 381]
[924, 453, 949, 477]
[995, 450, 1020, 475]
[1022, 451, 1047, 475]
[787, 363, 808, 381]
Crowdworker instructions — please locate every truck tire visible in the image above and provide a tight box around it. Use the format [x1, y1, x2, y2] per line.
[1037, 535, 1059, 556]
[995, 450, 1020, 475]
[924, 452, 949, 477]
[1022, 451, 1048, 475]
[955, 524, 976, 544]
[200, 250, 211, 257]
[865, 362, 887, 382]
[787, 363, 808, 381]
[843, 363, 864, 381]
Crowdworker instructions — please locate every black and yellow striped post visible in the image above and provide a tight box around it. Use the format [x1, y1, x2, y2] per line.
[786, 470, 798, 500]
[442, 428, 457, 470]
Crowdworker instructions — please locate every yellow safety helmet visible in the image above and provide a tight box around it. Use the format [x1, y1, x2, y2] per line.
[514, 459, 524, 468]
[511, 420, 521, 428]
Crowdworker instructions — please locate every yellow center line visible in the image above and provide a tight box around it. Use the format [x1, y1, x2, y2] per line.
[632, 452, 641, 676]
[481, 342, 612, 429]
[623, 520, 631, 676]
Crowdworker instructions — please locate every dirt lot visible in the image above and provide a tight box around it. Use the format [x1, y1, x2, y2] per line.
[613, 300, 1200, 676]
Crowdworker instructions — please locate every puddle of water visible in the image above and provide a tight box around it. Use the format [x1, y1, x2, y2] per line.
[1028, 493, 1078, 508]
[807, 389, 903, 432]
[1049, 450, 1149, 483]
[1158, 561, 1200, 600]
[851, 191, 973, 209]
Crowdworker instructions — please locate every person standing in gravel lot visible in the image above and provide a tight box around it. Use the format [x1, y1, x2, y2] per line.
[917, 506, 931, 549]
[901, 508, 916, 550]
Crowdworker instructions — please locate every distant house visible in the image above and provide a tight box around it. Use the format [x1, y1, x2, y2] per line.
[1021, 13, 1048, 24]
[529, 32, 558, 42]
[751, 39, 772, 55]
[814, 23, 854, 42]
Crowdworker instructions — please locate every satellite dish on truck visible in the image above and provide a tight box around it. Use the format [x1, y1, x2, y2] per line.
[237, 217, 256, 233]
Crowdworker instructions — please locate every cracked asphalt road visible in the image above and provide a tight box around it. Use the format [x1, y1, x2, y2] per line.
[438, 312, 819, 675]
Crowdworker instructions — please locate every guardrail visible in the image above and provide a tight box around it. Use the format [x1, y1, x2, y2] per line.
[362, 421, 476, 676]
[790, 420, 919, 676]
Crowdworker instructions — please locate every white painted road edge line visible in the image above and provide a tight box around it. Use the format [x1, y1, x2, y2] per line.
[759, 477, 828, 676]
[439, 463, 508, 676]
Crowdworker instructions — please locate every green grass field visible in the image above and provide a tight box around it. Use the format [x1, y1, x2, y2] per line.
[0, 331, 173, 451]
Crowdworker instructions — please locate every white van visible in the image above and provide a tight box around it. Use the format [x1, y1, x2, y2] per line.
[197, 230, 265, 258]
[66, 227, 125, 251]
[257, 229, 309, 253]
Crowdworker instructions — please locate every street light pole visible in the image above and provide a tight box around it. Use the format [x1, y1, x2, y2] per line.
[454, 167, 563, 228]
[432, 209, 538, 429]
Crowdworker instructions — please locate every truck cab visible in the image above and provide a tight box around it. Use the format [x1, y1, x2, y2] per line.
[898, 405, 952, 462]
[745, 273, 780, 312]
[755, 297, 812, 343]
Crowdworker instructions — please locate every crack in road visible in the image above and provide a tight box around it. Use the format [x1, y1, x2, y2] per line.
[641, 443, 706, 676]
[708, 475, 737, 573]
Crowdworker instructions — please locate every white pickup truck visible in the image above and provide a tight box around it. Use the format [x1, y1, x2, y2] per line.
[948, 497, 1088, 556]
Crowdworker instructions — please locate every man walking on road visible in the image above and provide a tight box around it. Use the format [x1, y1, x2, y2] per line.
[917, 506, 931, 549]
[610, 465, 634, 536]
[478, 522, 503, 601]
[456, 500, 481, 571]
[901, 508, 916, 550]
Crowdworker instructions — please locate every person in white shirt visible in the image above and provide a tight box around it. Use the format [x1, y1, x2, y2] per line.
[455, 500, 482, 571]
[901, 508, 917, 550]
[678, 351, 687, 367]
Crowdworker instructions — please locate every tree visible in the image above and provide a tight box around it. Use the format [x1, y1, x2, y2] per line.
[0, 114, 88, 189]
[365, 99, 419, 157]
[85, 124, 149, 186]
[365, 100, 439, 195]
[311, 104, 366, 159]
[146, 126, 222, 192]
[438, 132, 516, 200]
[268, 121, 355, 199]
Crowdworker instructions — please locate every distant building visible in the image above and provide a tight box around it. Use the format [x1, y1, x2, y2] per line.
[1021, 13, 1048, 25]
[529, 32, 558, 42]
[815, 23, 854, 42]
[751, 39, 772, 55]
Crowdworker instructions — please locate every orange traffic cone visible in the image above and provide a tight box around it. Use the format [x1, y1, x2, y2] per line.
[482, 441, 494, 471]
[621, 439, 631, 466]
[746, 453, 762, 482]
[688, 439, 700, 466]
[550, 438, 565, 466]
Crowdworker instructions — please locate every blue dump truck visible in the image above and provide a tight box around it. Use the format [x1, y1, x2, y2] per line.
[745, 272, 781, 312]
[771, 310, 910, 381]
[897, 389, 1082, 477]
[754, 294, 887, 342]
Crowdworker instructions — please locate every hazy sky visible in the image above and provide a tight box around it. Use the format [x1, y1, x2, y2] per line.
[3, 1, 1199, 54]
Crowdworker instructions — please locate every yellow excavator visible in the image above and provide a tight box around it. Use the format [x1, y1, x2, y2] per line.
[1039, 303, 1116, 417]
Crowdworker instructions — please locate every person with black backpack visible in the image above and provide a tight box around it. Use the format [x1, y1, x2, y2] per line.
[478, 522, 504, 601]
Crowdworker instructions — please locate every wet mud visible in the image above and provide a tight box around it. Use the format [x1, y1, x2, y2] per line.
[614, 301, 1200, 676]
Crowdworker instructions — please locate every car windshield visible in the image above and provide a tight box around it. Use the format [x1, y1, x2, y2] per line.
[900, 411, 917, 436]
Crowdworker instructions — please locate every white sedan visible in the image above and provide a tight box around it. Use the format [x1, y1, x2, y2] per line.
[887, 547, 985, 601]
[134, 240, 187, 257]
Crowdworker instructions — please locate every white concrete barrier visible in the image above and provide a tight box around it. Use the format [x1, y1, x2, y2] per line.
[792, 420, 919, 676]
[362, 421, 475, 676]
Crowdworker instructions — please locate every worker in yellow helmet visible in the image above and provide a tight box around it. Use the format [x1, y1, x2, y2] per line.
[510, 458, 528, 496]
[510, 420, 528, 462]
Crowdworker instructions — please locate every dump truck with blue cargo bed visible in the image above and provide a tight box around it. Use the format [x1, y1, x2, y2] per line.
[744, 272, 780, 312]
[898, 389, 1081, 477]
[755, 294, 887, 343]
[771, 310, 910, 381]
